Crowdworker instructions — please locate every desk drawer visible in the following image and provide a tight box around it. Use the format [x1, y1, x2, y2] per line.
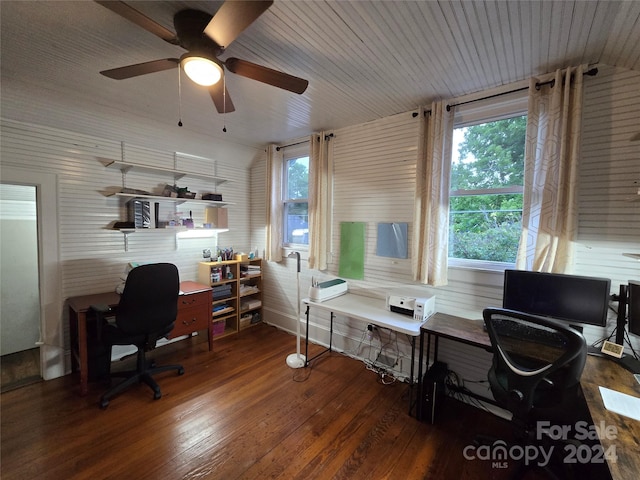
[171, 304, 209, 337]
[178, 291, 210, 309]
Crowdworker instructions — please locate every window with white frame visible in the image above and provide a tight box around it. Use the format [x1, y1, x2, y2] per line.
[283, 148, 309, 247]
[448, 92, 528, 269]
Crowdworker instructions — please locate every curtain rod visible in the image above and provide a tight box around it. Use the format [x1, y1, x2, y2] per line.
[446, 67, 598, 112]
[276, 133, 334, 150]
[413, 110, 431, 117]
[276, 139, 308, 151]
[535, 67, 598, 89]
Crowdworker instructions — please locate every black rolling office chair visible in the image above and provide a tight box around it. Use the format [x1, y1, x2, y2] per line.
[482, 307, 588, 479]
[92, 263, 184, 409]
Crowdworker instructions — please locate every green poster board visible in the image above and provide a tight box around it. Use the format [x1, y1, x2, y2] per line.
[339, 222, 365, 279]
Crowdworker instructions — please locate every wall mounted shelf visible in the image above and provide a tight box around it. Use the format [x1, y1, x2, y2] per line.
[112, 226, 227, 251]
[103, 159, 232, 185]
[103, 152, 233, 251]
[101, 158, 234, 205]
[112, 227, 185, 251]
[106, 192, 233, 207]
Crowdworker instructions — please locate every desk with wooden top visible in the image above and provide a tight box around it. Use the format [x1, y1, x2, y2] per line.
[580, 355, 640, 480]
[68, 281, 212, 396]
[418, 312, 640, 480]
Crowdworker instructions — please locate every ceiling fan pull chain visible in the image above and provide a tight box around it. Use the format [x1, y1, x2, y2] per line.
[222, 73, 227, 133]
[178, 66, 183, 127]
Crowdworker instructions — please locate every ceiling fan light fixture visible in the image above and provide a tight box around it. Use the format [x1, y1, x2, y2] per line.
[181, 54, 222, 86]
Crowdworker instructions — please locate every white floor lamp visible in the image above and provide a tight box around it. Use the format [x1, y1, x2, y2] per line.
[286, 251, 306, 368]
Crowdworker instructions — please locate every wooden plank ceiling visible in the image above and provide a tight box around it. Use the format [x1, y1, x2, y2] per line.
[1, 1, 639, 148]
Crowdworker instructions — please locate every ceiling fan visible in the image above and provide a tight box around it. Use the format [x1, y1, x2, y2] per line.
[96, 0, 309, 114]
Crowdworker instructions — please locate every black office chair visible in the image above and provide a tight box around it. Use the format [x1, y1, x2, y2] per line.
[482, 307, 587, 479]
[92, 263, 184, 409]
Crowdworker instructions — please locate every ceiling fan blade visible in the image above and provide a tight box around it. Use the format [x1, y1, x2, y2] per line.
[100, 58, 179, 80]
[204, 0, 273, 49]
[209, 82, 236, 114]
[96, 1, 179, 44]
[225, 58, 308, 94]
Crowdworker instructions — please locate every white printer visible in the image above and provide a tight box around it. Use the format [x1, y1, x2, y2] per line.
[386, 294, 435, 322]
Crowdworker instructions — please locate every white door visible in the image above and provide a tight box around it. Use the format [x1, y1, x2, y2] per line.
[0, 184, 41, 355]
[0, 166, 62, 380]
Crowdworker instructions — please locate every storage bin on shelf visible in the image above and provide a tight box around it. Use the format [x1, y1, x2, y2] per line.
[212, 320, 226, 337]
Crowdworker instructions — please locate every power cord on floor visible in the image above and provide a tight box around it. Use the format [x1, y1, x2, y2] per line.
[364, 360, 398, 385]
[292, 363, 312, 382]
[295, 322, 410, 385]
[443, 369, 493, 414]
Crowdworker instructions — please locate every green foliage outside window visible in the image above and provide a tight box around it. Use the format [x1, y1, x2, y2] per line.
[287, 157, 309, 199]
[285, 156, 309, 245]
[449, 116, 526, 263]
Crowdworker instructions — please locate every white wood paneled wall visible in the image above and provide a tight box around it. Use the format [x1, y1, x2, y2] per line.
[257, 64, 640, 393]
[1, 120, 253, 289]
[1, 119, 256, 375]
[577, 65, 640, 284]
[573, 65, 640, 357]
[3, 62, 636, 384]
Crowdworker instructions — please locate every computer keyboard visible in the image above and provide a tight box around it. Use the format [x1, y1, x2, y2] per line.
[492, 320, 568, 349]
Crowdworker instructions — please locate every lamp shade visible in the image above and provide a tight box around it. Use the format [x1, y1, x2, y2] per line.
[181, 54, 223, 86]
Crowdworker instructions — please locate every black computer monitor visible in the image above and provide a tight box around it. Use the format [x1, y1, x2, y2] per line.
[503, 270, 611, 328]
[627, 280, 640, 336]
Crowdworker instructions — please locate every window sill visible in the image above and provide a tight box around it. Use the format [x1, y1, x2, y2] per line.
[448, 258, 515, 273]
[447, 260, 509, 287]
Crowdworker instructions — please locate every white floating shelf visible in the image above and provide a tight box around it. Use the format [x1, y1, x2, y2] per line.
[103, 159, 232, 184]
[107, 192, 234, 206]
[113, 226, 226, 251]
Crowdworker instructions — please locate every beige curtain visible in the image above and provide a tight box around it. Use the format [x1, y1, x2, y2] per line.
[412, 102, 454, 286]
[308, 132, 332, 270]
[516, 65, 584, 273]
[265, 144, 283, 262]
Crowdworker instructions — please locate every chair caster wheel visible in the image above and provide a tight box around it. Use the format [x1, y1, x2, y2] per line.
[154, 391, 162, 400]
[100, 399, 109, 409]
[178, 367, 185, 375]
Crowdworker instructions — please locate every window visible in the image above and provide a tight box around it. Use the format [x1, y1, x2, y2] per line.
[449, 103, 527, 267]
[283, 154, 309, 246]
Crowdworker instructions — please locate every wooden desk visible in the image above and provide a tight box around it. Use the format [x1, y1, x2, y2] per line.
[580, 355, 640, 480]
[417, 313, 640, 480]
[420, 312, 490, 363]
[68, 281, 212, 396]
[416, 313, 493, 420]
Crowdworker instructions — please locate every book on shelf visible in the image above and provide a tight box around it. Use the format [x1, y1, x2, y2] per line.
[213, 304, 234, 314]
[212, 285, 232, 299]
[241, 265, 261, 271]
[241, 299, 262, 311]
[239, 285, 260, 295]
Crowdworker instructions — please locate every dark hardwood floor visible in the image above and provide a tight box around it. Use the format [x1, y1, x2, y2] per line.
[2, 324, 555, 479]
[1, 348, 41, 393]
